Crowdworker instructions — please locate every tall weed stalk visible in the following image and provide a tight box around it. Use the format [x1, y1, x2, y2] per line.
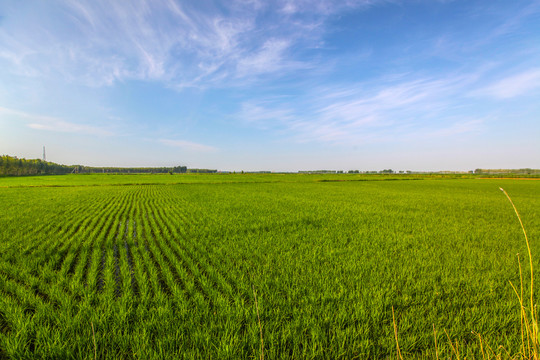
[392, 188, 536, 359]
[502, 187, 538, 360]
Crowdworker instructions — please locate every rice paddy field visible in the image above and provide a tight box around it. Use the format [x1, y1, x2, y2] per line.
[0, 174, 538, 359]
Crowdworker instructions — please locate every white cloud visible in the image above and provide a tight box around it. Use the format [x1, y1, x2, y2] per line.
[159, 139, 217, 152]
[237, 39, 293, 76]
[0, 0, 384, 88]
[26, 122, 111, 136]
[237, 72, 482, 144]
[489, 1, 540, 39]
[425, 119, 484, 138]
[0, 106, 112, 136]
[279, 0, 376, 16]
[473, 68, 540, 99]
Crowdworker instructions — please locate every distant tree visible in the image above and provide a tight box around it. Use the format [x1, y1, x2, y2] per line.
[0, 155, 191, 177]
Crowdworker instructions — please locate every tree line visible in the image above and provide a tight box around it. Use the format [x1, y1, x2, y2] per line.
[0, 155, 190, 176]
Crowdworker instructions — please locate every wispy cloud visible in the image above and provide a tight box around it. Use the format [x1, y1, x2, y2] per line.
[236, 39, 305, 77]
[425, 118, 484, 138]
[237, 72, 484, 144]
[0, 0, 382, 88]
[473, 68, 540, 99]
[279, 0, 375, 16]
[26, 122, 112, 136]
[488, 1, 540, 39]
[159, 139, 217, 152]
[238, 101, 297, 129]
[0, 106, 113, 136]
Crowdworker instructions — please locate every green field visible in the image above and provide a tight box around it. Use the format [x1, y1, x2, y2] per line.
[0, 174, 539, 359]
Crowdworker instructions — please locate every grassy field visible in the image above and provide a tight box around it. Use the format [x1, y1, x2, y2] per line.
[0, 172, 462, 187]
[0, 174, 538, 359]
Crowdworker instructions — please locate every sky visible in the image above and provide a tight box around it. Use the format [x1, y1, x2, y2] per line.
[0, 0, 539, 172]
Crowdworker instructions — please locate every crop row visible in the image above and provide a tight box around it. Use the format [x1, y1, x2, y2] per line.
[0, 186, 255, 312]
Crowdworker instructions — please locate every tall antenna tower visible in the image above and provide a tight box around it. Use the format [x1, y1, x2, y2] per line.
[43, 146, 46, 162]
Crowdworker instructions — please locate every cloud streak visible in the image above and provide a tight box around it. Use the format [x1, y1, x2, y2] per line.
[237, 71, 486, 144]
[0, 106, 113, 136]
[159, 139, 217, 152]
[473, 68, 540, 99]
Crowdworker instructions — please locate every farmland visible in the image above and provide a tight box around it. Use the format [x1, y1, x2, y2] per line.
[0, 174, 539, 359]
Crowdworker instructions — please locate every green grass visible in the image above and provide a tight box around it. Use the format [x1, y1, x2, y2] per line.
[0, 174, 538, 359]
[0, 172, 474, 188]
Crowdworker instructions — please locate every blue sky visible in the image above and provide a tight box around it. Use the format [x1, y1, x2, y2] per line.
[1, 0, 539, 171]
